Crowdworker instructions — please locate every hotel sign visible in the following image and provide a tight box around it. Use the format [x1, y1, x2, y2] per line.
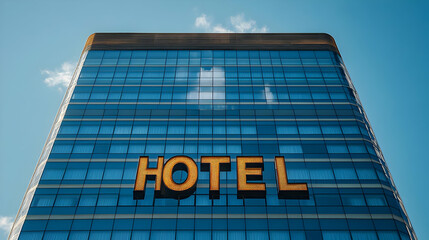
[133, 156, 308, 200]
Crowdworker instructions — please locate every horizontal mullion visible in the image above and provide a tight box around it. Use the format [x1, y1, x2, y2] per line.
[54, 137, 368, 141]
[62, 118, 363, 122]
[69, 101, 357, 105]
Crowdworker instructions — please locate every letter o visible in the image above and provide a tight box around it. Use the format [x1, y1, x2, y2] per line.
[162, 156, 198, 198]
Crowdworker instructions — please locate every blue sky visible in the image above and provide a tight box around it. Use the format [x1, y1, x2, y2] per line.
[0, 0, 428, 238]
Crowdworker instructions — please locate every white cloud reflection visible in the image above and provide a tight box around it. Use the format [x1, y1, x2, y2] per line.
[187, 67, 225, 106]
[264, 86, 276, 103]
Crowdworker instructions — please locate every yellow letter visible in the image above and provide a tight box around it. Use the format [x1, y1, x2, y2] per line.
[133, 156, 164, 199]
[236, 156, 266, 198]
[162, 156, 198, 199]
[201, 156, 231, 199]
[275, 156, 308, 199]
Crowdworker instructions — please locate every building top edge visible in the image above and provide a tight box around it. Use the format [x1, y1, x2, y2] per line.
[83, 33, 339, 54]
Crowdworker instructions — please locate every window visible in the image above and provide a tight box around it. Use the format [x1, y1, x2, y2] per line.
[276, 126, 298, 134]
[109, 144, 128, 154]
[322, 231, 351, 240]
[227, 144, 242, 154]
[341, 126, 360, 134]
[79, 195, 98, 206]
[298, 125, 321, 134]
[146, 143, 165, 154]
[165, 144, 184, 154]
[269, 231, 290, 240]
[286, 163, 309, 180]
[42, 169, 65, 180]
[198, 144, 212, 154]
[241, 125, 257, 134]
[132, 125, 148, 134]
[184, 143, 197, 154]
[377, 232, 400, 240]
[114, 126, 132, 134]
[89, 231, 111, 240]
[366, 195, 387, 206]
[309, 165, 334, 180]
[200, 125, 212, 134]
[31, 195, 55, 207]
[213, 143, 226, 154]
[213, 125, 226, 135]
[228, 231, 246, 240]
[333, 164, 358, 180]
[123, 163, 138, 180]
[68, 231, 89, 240]
[350, 232, 377, 240]
[356, 167, 377, 180]
[99, 125, 114, 134]
[321, 126, 341, 134]
[128, 144, 145, 153]
[150, 231, 175, 240]
[167, 125, 185, 134]
[51, 144, 73, 154]
[59, 126, 79, 134]
[55, 195, 79, 207]
[17, 232, 43, 240]
[131, 231, 150, 240]
[87, 163, 105, 180]
[148, 124, 167, 134]
[279, 145, 303, 154]
[111, 231, 131, 239]
[79, 126, 99, 134]
[43, 231, 69, 240]
[341, 195, 365, 206]
[348, 144, 367, 154]
[247, 231, 269, 240]
[72, 144, 94, 154]
[64, 168, 87, 180]
[103, 163, 124, 180]
[97, 195, 118, 206]
[327, 145, 348, 154]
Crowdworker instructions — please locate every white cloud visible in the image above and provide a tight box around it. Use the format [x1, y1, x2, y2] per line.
[195, 14, 211, 29]
[230, 14, 268, 33]
[42, 62, 76, 91]
[195, 13, 268, 33]
[212, 25, 234, 33]
[0, 216, 13, 237]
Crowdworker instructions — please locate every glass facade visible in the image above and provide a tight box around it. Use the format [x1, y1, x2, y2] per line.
[9, 34, 416, 240]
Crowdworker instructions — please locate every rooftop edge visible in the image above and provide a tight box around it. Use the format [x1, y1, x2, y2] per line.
[83, 33, 339, 54]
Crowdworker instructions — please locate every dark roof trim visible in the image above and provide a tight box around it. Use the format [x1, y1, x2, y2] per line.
[84, 33, 339, 54]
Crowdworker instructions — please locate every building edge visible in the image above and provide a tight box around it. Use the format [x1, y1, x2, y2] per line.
[339, 63, 418, 239]
[7, 51, 89, 240]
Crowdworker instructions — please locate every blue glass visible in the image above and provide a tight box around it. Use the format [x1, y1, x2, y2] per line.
[13, 49, 414, 240]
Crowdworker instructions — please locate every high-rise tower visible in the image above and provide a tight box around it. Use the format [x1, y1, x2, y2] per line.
[9, 33, 416, 240]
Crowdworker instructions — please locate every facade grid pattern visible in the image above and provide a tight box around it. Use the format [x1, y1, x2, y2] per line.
[11, 45, 416, 240]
